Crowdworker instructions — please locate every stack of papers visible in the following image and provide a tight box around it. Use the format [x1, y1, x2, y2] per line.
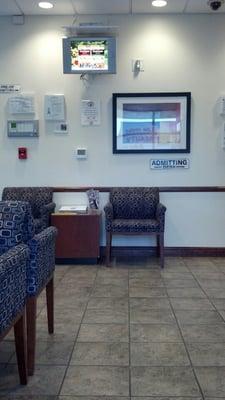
[59, 205, 88, 213]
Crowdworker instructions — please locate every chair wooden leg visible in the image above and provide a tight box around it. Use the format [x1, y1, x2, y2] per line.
[14, 311, 28, 385]
[46, 276, 54, 334]
[156, 235, 160, 257]
[106, 231, 112, 267]
[159, 232, 164, 269]
[26, 297, 37, 376]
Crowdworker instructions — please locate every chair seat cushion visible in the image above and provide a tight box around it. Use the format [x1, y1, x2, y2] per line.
[111, 219, 160, 233]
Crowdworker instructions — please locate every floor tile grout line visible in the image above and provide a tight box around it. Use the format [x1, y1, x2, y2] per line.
[57, 397, 130, 399]
[8, 361, 225, 368]
[183, 262, 219, 305]
[64, 396, 131, 397]
[56, 396, 202, 399]
[173, 258, 225, 395]
[182, 261, 225, 324]
[4, 258, 225, 396]
[36, 266, 71, 317]
[4, 267, 72, 368]
[164, 262, 225, 329]
[164, 271, 205, 400]
[16, 360, 225, 368]
[56, 265, 100, 397]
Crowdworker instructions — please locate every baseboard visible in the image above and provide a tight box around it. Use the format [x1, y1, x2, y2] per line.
[100, 246, 225, 257]
[55, 257, 99, 264]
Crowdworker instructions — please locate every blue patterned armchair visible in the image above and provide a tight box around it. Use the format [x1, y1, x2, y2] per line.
[0, 200, 57, 376]
[104, 187, 166, 268]
[0, 244, 29, 384]
[2, 187, 56, 233]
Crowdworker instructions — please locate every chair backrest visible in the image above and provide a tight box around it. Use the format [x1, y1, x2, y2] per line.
[2, 187, 53, 218]
[0, 201, 34, 255]
[110, 187, 159, 219]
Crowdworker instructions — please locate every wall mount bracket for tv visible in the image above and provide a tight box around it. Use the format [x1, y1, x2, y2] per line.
[62, 24, 119, 37]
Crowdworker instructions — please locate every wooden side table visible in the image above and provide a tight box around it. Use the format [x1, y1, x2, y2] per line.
[51, 210, 101, 263]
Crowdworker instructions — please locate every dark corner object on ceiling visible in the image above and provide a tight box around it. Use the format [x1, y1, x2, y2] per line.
[207, 0, 224, 11]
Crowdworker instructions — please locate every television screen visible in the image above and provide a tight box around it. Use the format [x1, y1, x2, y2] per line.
[63, 37, 116, 74]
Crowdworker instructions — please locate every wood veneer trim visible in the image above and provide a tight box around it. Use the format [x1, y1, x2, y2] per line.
[53, 186, 225, 193]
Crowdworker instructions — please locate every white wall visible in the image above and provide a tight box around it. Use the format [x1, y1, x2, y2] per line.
[0, 14, 225, 247]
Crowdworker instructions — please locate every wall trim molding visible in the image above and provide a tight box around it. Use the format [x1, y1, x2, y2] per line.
[53, 186, 225, 193]
[100, 246, 225, 257]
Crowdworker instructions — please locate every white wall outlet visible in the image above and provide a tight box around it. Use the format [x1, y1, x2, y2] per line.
[54, 122, 68, 134]
[76, 148, 87, 159]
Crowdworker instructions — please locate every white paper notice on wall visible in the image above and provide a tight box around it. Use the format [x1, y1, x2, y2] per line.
[81, 99, 101, 126]
[0, 84, 20, 93]
[44, 95, 65, 121]
[8, 95, 35, 114]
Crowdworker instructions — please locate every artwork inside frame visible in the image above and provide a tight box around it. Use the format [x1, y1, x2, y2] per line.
[112, 92, 191, 154]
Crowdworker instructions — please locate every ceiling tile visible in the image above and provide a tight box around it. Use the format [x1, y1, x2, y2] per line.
[16, 0, 74, 15]
[0, 0, 224, 16]
[72, 0, 131, 15]
[132, 0, 188, 14]
[0, 0, 21, 15]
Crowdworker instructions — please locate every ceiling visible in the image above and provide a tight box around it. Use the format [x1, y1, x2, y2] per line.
[0, 0, 225, 16]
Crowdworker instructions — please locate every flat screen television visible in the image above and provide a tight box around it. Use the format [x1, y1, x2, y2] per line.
[63, 36, 116, 74]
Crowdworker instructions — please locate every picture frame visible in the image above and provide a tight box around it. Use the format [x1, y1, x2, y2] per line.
[112, 92, 191, 154]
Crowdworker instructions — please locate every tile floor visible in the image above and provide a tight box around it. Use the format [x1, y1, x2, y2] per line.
[1, 256, 225, 399]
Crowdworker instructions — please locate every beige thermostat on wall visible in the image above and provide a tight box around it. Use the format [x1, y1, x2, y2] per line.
[76, 148, 87, 159]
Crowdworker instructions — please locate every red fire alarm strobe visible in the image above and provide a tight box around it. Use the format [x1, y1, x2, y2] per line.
[18, 147, 27, 159]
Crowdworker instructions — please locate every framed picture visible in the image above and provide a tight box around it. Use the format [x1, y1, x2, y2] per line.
[113, 92, 191, 154]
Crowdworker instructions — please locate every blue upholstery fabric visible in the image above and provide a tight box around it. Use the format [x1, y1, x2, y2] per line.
[2, 187, 55, 233]
[0, 244, 29, 335]
[27, 226, 57, 295]
[0, 200, 57, 297]
[33, 219, 43, 234]
[0, 201, 34, 255]
[104, 187, 166, 233]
